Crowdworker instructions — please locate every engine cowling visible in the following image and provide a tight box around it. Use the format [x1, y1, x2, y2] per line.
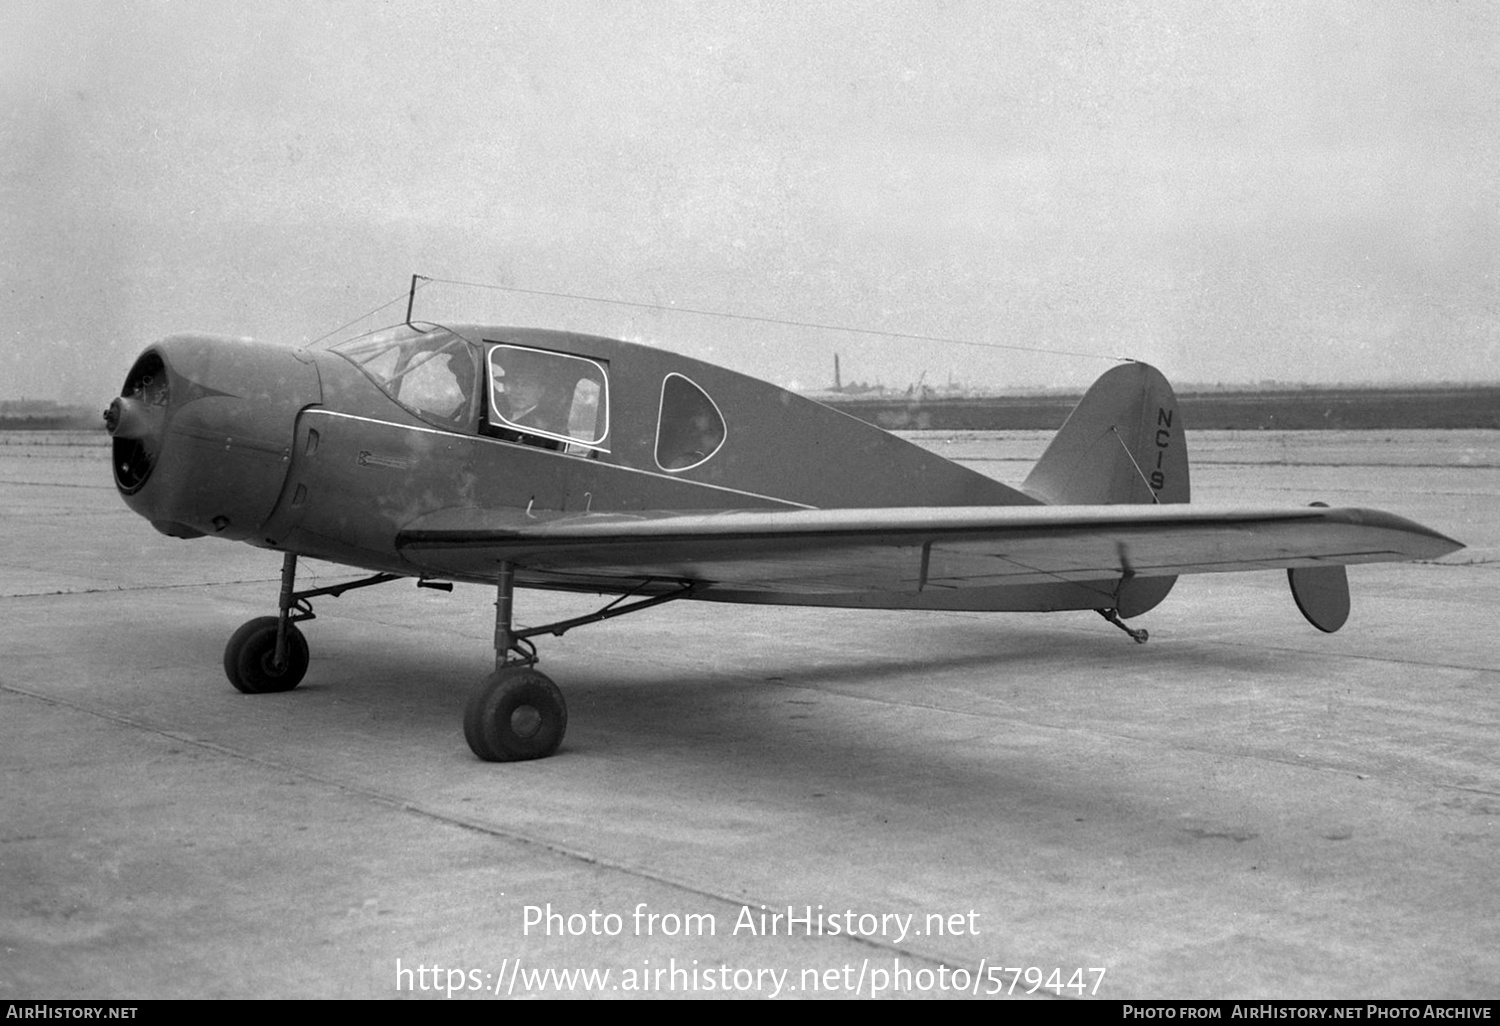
[107, 335, 322, 542]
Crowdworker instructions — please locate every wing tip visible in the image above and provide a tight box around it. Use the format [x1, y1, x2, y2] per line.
[1320, 507, 1464, 560]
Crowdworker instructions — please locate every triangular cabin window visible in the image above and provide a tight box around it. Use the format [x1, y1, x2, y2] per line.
[655, 373, 726, 471]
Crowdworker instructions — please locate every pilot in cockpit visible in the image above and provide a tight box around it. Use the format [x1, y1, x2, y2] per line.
[491, 358, 564, 449]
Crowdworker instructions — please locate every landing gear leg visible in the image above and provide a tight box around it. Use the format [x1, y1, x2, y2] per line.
[1098, 607, 1150, 644]
[223, 553, 403, 694]
[462, 564, 696, 762]
[465, 563, 565, 761]
[224, 553, 312, 693]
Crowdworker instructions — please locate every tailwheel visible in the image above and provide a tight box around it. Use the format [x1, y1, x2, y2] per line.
[1098, 607, 1150, 644]
[464, 667, 568, 762]
[224, 616, 310, 694]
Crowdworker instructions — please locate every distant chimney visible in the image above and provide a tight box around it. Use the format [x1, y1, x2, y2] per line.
[834, 354, 841, 391]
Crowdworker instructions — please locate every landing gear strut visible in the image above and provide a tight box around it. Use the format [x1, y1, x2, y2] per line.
[223, 552, 401, 693]
[463, 563, 693, 762]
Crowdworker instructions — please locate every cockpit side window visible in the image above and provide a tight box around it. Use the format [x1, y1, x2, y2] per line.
[485, 344, 609, 453]
[655, 373, 726, 471]
[333, 323, 477, 426]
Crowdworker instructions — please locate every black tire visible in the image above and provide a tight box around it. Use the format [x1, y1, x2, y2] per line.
[223, 616, 310, 694]
[464, 667, 567, 762]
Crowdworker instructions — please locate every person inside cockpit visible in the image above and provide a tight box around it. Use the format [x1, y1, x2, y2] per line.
[491, 358, 563, 449]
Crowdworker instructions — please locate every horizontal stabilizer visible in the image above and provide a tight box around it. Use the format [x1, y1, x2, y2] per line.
[1288, 565, 1351, 633]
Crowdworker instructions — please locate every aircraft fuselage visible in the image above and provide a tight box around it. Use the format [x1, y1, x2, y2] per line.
[111, 323, 1034, 595]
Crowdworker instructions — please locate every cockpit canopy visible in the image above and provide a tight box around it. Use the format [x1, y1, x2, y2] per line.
[334, 323, 731, 470]
[334, 324, 611, 452]
[334, 323, 476, 426]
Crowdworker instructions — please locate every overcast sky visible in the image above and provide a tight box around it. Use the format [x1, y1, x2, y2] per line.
[4, 0, 1497, 402]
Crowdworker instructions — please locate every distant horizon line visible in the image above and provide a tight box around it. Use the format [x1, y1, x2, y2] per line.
[799, 379, 1500, 400]
[8, 378, 1500, 412]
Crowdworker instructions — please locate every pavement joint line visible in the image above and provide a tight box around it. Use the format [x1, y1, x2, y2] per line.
[0, 481, 117, 489]
[1199, 461, 1500, 471]
[955, 458, 1500, 471]
[0, 509, 131, 516]
[0, 578, 285, 599]
[1192, 637, 1500, 676]
[1451, 785, 1500, 799]
[0, 679, 983, 974]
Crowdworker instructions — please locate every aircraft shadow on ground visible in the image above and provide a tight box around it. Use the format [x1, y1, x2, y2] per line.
[95, 611, 1354, 834]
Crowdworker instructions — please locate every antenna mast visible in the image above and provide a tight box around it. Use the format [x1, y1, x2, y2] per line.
[404, 274, 428, 327]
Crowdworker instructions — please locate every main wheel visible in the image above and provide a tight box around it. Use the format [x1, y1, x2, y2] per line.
[223, 616, 310, 694]
[464, 667, 568, 762]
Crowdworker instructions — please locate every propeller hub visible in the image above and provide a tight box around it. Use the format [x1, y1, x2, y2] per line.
[104, 395, 163, 440]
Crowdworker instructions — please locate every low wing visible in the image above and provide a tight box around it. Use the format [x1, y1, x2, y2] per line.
[395, 504, 1462, 598]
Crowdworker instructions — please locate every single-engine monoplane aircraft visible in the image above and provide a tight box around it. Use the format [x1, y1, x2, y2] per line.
[104, 314, 1463, 761]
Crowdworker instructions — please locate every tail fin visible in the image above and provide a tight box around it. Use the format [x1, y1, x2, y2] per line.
[1023, 361, 1189, 506]
[1022, 361, 1189, 616]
